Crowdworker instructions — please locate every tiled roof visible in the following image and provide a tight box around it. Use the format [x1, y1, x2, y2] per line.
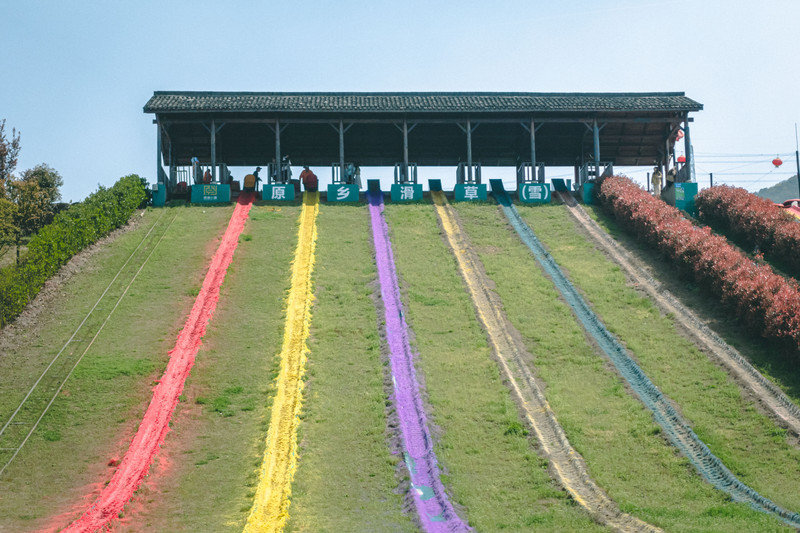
[144, 91, 702, 114]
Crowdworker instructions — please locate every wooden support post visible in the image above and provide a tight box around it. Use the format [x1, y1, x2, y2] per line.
[466, 119, 473, 182]
[530, 118, 537, 183]
[683, 115, 694, 182]
[156, 123, 163, 183]
[339, 120, 345, 181]
[592, 119, 600, 184]
[275, 119, 281, 183]
[168, 138, 174, 188]
[210, 119, 217, 181]
[403, 119, 409, 183]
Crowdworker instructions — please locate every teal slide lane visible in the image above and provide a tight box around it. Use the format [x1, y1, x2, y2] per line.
[489, 180, 800, 529]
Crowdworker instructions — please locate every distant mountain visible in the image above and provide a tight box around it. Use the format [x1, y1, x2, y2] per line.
[756, 175, 800, 203]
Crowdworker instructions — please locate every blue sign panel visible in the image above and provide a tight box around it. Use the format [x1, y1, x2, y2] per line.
[518, 183, 551, 203]
[327, 183, 360, 202]
[262, 184, 296, 201]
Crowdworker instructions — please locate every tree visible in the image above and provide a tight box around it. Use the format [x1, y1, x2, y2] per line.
[0, 198, 17, 249]
[9, 179, 51, 236]
[21, 164, 63, 204]
[0, 119, 21, 198]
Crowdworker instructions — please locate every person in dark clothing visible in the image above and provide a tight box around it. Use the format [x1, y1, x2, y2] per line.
[299, 166, 318, 192]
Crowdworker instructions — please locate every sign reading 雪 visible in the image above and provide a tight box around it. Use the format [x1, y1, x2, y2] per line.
[326, 183, 360, 202]
[454, 183, 487, 201]
[390, 184, 423, 202]
[262, 184, 296, 201]
[518, 183, 551, 204]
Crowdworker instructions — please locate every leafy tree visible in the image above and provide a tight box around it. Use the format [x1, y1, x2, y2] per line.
[0, 119, 21, 197]
[9, 179, 51, 236]
[20, 164, 62, 204]
[0, 198, 17, 248]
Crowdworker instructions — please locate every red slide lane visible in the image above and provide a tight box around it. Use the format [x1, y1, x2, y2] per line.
[63, 193, 254, 532]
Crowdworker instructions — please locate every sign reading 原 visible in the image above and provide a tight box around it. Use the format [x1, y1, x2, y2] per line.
[262, 184, 296, 201]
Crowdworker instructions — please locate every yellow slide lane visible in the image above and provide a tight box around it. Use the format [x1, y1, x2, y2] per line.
[245, 192, 319, 533]
[431, 191, 659, 533]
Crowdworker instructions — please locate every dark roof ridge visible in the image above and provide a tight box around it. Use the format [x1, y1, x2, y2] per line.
[151, 90, 688, 97]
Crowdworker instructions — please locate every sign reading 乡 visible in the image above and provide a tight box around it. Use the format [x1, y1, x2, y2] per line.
[326, 184, 360, 202]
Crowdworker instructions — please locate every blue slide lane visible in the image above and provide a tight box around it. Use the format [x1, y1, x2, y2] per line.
[489, 180, 800, 529]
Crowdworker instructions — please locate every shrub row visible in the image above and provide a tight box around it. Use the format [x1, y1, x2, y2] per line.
[597, 176, 800, 352]
[695, 185, 800, 278]
[0, 175, 147, 326]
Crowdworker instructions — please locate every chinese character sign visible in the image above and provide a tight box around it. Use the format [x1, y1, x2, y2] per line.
[519, 183, 551, 204]
[261, 184, 295, 201]
[454, 183, 487, 201]
[390, 183, 422, 202]
[326, 184, 359, 202]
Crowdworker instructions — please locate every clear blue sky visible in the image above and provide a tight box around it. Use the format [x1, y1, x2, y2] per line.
[2, 0, 799, 201]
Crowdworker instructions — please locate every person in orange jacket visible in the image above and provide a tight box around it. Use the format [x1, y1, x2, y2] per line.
[299, 166, 318, 192]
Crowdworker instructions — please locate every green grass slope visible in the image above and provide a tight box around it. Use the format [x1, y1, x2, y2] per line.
[384, 202, 601, 531]
[516, 202, 800, 524]
[286, 203, 414, 532]
[0, 205, 233, 530]
[453, 201, 784, 531]
[117, 204, 301, 532]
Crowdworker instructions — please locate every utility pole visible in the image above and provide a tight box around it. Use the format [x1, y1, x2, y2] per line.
[795, 123, 800, 199]
[710, 173, 713, 188]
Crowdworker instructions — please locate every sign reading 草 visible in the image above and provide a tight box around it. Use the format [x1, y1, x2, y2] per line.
[454, 183, 487, 201]
[326, 183, 359, 202]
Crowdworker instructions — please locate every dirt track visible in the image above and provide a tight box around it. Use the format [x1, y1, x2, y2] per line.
[557, 191, 800, 439]
[431, 191, 659, 533]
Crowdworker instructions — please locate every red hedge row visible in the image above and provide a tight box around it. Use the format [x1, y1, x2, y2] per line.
[695, 185, 800, 278]
[597, 176, 800, 352]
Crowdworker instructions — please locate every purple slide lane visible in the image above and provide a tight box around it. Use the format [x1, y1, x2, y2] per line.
[368, 191, 470, 532]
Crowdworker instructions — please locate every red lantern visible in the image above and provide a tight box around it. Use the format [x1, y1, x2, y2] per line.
[677, 155, 686, 163]
[772, 157, 783, 167]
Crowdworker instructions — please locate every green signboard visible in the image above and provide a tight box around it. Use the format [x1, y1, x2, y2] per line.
[390, 183, 423, 202]
[262, 184, 296, 201]
[190, 184, 231, 203]
[674, 182, 698, 215]
[454, 183, 487, 201]
[152, 183, 166, 207]
[327, 183, 360, 202]
[518, 183, 551, 203]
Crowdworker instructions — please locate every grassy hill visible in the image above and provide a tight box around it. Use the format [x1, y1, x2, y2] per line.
[756, 174, 800, 202]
